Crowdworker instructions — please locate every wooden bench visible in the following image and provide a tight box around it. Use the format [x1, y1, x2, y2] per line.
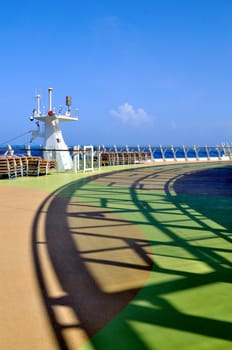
[0, 157, 16, 178]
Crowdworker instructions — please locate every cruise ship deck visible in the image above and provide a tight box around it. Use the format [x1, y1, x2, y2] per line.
[0, 161, 232, 350]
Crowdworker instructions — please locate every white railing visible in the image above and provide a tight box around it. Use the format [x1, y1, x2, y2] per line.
[1, 144, 232, 175]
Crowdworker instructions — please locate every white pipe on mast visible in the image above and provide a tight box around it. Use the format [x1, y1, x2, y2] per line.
[36, 94, 41, 114]
[48, 87, 53, 112]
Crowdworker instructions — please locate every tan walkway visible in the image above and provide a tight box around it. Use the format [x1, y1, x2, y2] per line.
[0, 184, 152, 350]
[0, 186, 58, 349]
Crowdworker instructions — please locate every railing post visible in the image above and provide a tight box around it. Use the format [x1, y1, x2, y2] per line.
[183, 145, 188, 161]
[97, 146, 101, 169]
[171, 145, 177, 161]
[205, 145, 210, 160]
[193, 145, 199, 160]
[216, 145, 221, 160]
[25, 144, 31, 157]
[73, 145, 80, 173]
[160, 145, 165, 161]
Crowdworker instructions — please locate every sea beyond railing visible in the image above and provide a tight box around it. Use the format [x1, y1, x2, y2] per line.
[0, 143, 232, 160]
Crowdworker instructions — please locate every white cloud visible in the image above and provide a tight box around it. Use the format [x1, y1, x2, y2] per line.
[110, 102, 153, 126]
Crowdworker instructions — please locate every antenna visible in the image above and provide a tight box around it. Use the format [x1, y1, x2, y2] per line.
[36, 94, 41, 114]
[66, 95, 72, 112]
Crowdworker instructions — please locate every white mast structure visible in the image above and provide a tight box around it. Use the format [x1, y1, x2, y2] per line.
[30, 88, 78, 171]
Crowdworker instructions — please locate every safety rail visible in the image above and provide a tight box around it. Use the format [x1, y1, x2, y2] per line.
[1, 144, 232, 176]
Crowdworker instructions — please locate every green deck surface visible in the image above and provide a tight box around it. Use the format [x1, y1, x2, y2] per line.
[1, 162, 232, 349]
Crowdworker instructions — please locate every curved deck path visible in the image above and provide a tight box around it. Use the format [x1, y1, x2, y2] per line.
[0, 162, 232, 350]
[0, 173, 153, 350]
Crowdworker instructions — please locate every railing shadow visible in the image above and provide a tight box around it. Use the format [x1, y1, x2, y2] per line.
[31, 174, 154, 350]
[125, 165, 232, 342]
[31, 164, 232, 350]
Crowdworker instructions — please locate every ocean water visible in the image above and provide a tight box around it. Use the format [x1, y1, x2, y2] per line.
[0, 145, 42, 157]
[0, 144, 226, 160]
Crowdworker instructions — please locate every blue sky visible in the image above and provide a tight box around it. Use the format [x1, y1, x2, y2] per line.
[0, 0, 231, 147]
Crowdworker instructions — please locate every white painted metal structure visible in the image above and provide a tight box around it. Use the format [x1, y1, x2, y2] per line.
[83, 145, 94, 172]
[30, 88, 78, 171]
[73, 145, 95, 173]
